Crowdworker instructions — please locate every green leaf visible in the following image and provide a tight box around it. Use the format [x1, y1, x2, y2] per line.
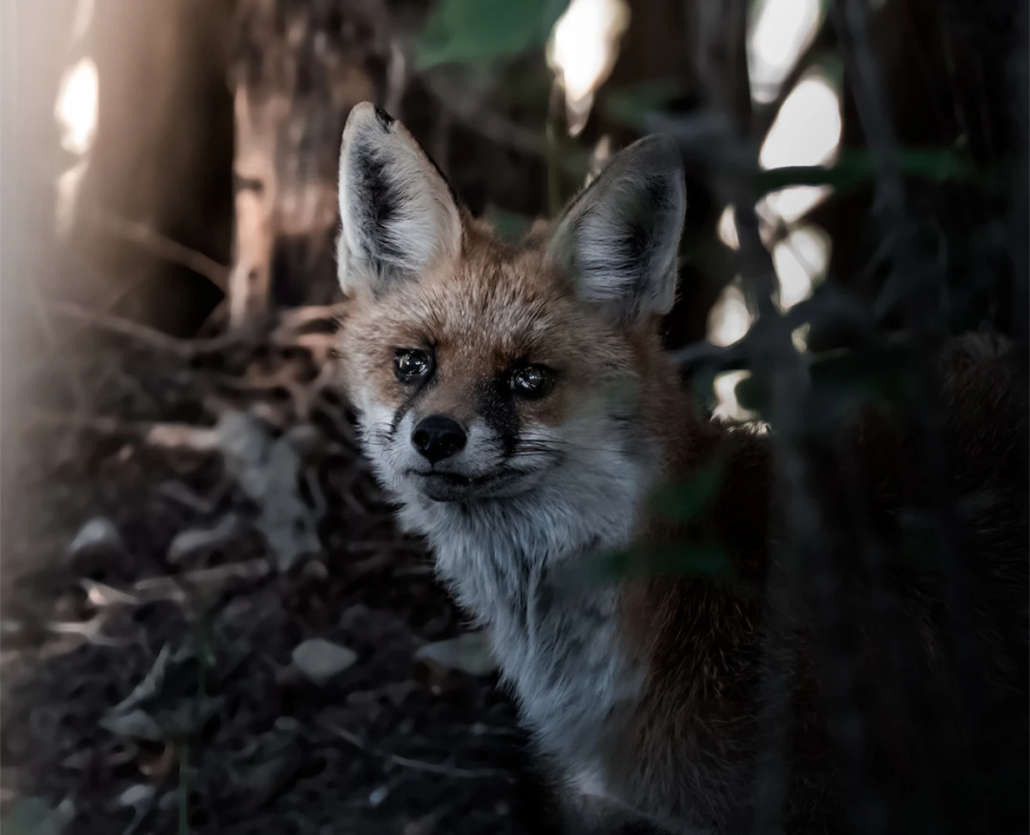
[602, 79, 683, 128]
[757, 149, 977, 197]
[415, 0, 569, 70]
[484, 205, 534, 241]
[733, 343, 920, 428]
[1, 798, 72, 835]
[598, 543, 731, 582]
[649, 459, 725, 523]
[554, 541, 731, 589]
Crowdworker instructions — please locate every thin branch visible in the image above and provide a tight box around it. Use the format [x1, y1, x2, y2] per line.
[26, 281, 89, 410]
[92, 212, 229, 292]
[422, 74, 551, 160]
[384, 38, 409, 120]
[327, 723, 512, 780]
[24, 407, 155, 437]
[49, 300, 193, 356]
[833, 0, 985, 745]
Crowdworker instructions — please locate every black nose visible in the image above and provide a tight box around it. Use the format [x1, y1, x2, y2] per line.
[411, 415, 467, 463]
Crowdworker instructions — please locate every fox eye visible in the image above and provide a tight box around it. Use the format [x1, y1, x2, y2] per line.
[394, 349, 432, 382]
[510, 365, 555, 400]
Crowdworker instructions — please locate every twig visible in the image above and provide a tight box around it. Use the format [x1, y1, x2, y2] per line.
[832, 0, 985, 800]
[48, 300, 192, 356]
[227, 78, 283, 329]
[92, 211, 229, 292]
[691, 6, 860, 834]
[132, 560, 271, 603]
[422, 74, 552, 160]
[25, 282, 89, 409]
[328, 723, 512, 780]
[25, 407, 154, 437]
[385, 38, 409, 120]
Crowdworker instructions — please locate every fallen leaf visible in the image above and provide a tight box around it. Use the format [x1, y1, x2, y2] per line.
[115, 784, 155, 810]
[227, 719, 304, 810]
[68, 517, 121, 556]
[210, 410, 322, 571]
[1, 797, 75, 835]
[414, 633, 497, 676]
[101, 642, 223, 742]
[166, 514, 242, 565]
[291, 638, 358, 685]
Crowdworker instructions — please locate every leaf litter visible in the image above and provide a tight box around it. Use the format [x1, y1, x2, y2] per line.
[2, 305, 547, 835]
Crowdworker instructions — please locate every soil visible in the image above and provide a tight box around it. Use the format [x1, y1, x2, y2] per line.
[0, 313, 561, 835]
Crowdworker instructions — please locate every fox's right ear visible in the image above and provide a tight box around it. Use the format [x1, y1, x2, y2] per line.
[547, 134, 685, 326]
[337, 103, 462, 297]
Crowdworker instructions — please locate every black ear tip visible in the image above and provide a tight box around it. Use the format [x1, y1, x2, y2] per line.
[373, 105, 396, 128]
[630, 134, 682, 172]
[344, 102, 395, 140]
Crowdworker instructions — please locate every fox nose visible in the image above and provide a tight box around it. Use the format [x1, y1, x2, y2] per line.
[412, 415, 467, 463]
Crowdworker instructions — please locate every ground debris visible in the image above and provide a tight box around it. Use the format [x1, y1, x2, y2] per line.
[291, 637, 359, 685]
[415, 633, 497, 677]
[100, 642, 223, 743]
[167, 514, 243, 565]
[3, 305, 540, 834]
[68, 518, 123, 557]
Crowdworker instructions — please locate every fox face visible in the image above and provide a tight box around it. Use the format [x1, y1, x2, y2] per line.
[335, 103, 687, 518]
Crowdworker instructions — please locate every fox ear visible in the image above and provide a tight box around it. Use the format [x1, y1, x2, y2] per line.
[547, 135, 685, 324]
[337, 103, 462, 296]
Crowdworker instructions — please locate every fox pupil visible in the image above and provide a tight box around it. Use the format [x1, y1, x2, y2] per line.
[510, 365, 553, 399]
[394, 349, 430, 382]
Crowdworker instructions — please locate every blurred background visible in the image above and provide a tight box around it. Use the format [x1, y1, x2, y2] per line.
[0, 0, 1026, 833]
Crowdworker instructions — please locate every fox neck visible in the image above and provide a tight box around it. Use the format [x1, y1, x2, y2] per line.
[399, 438, 660, 763]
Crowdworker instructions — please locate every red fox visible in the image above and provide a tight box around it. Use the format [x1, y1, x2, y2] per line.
[333, 102, 1028, 833]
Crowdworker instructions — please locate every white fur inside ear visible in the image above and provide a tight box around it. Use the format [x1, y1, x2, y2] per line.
[548, 135, 686, 323]
[337, 103, 461, 295]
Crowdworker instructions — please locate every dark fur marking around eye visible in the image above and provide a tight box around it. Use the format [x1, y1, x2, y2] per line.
[477, 376, 520, 458]
[389, 363, 436, 439]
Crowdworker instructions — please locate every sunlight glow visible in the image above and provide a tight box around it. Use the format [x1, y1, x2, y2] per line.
[55, 57, 99, 156]
[792, 323, 811, 353]
[747, 0, 822, 103]
[71, 0, 96, 41]
[56, 160, 89, 237]
[707, 280, 753, 347]
[712, 370, 759, 423]
[759, 73, 841, 224]
[549, 0, 630, 136]
[717, 205, 739, 250]
[772, 225, 831, 311]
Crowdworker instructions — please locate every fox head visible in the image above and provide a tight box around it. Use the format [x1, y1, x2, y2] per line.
[335, 102, 686, 514]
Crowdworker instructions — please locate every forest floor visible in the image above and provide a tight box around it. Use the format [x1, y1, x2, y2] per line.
[1, 309, 556, 835]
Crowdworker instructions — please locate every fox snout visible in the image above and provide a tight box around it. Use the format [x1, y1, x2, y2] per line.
[410, 415, 467, 463]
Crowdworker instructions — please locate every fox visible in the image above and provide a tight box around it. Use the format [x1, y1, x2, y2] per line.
[332, 102, 1029, 834]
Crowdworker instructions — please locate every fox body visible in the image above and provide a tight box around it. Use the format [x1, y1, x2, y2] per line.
[333, 103, 1028, 833]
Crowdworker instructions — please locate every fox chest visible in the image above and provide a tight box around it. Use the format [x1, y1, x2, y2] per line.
[431, 531, 645, 777]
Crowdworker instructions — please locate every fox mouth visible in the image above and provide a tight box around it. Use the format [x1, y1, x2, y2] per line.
[421, 471, 473, 486]
[406, 468, 520, 501]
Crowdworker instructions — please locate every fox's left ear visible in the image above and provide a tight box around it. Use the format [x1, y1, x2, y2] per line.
[547, 135, 685, 325]
[337, 103, 462, 297]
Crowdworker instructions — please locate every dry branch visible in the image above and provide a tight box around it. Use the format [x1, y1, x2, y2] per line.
[228, 80, 283, 328]
[92, 211, 230, 293]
